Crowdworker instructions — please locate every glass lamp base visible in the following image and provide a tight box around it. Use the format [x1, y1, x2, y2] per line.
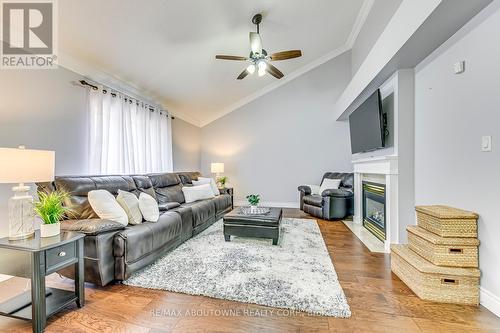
[8, 185, 35, 240]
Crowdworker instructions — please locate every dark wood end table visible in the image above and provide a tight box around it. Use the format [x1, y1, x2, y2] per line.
[0, 230, 85, 333]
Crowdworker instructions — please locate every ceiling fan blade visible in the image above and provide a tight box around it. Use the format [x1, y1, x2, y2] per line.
[266, 63, 284, 79]
[249, 32, 262, 54]
[215, 55, 248, 61]
[237, 69, 249, 80]
[270, 50, 302, 61]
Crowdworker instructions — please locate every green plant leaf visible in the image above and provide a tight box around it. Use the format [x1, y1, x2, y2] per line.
[34, 190, 71, 224]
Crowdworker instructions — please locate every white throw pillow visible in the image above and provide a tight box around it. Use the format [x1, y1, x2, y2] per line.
[319, 178, 342, 195]
[116, 190, 143, 225]
[194, 177, 220, 196]
[182, 183, 215, 203]
[307, 185, 321, 195]
[88, 190, 128, 226]
[139, 192, 160, 222]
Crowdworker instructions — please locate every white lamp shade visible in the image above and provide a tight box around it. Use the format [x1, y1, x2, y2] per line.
[210, 162, 224, 174]
[0, 147, 55, 184]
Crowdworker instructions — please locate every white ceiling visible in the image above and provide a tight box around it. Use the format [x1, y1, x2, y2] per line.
[59, 0, 368, 126]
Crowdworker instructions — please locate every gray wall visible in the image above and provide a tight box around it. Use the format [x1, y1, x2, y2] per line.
[200, 51, 353, 206]
[415, 4, 500, 303]
[0, 68, 89, 236]
[172, 118, 201, 172]
[351, 0, 402, 76]
[0, 67, 88, 274]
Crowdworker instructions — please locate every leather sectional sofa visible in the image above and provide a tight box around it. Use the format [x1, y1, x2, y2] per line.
[37, 172, 233, 286]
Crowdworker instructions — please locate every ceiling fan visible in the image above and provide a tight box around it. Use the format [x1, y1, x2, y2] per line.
[215, 14, 302, 80]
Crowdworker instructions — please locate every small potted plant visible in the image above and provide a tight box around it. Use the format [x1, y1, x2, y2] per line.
[217, 176, 228, 189]
[246, 194, 260, 213]
[34, 191, 69, 238]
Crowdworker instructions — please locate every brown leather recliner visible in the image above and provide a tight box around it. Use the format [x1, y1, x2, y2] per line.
[37, 172, 233, 286]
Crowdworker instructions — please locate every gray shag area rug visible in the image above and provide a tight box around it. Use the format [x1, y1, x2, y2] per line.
[124, 218, 351, 317]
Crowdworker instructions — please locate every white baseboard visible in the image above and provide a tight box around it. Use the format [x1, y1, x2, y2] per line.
[0, 274, 13, 283]
[234, 201, 300, 209]
[481, 287, 500, 318]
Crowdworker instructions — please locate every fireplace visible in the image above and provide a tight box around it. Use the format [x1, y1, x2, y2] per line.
[362, 181, 386, 241]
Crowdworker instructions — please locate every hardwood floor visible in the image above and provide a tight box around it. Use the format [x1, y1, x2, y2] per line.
[0, 208, 499, 332]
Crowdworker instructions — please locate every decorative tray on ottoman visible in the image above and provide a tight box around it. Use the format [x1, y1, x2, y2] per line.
[239, 206, 270, 215]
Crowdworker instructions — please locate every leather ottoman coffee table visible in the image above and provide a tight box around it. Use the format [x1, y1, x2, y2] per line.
[223, 207, 282, 245]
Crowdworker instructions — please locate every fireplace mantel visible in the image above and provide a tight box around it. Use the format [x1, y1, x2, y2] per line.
[352, 156, 400, 253]
[352, 155, 398, 175]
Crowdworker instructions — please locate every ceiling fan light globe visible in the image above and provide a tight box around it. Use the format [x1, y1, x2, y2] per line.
[258, 68, 266, 77]
[257, 60, 267, 71]
[246, 64, 256, 74]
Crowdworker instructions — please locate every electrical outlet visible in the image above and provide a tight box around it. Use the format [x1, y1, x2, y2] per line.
[481, 136, 492, 152]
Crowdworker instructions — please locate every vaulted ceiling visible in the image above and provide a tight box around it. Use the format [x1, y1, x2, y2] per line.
[59, 0, 368, 126]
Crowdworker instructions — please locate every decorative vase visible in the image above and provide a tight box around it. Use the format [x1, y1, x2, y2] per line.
[40, 222, 60, 238]
[250, 205, 258, 213]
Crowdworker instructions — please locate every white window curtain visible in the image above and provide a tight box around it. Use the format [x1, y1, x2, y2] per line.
[87, 87, 173, 175]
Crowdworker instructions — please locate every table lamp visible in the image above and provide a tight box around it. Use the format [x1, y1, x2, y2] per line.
[210, 162, 224, 179]
[0, 146, 55, 240]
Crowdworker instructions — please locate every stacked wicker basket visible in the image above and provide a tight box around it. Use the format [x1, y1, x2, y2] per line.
[391, 205, 480, 305]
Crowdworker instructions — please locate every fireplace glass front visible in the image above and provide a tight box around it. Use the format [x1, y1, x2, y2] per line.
[362, 181, 386, 241]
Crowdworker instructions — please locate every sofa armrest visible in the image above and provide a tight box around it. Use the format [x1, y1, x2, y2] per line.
[321, 188, 353, 198]
[60, 219, 126, 236]
[298, 185, 312, 195]
[219, 187, 233, 196]
[158, 202, 181, 211]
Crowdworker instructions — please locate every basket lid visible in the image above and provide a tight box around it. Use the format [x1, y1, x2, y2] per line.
[415, 205, 478, 219]
[391, 245, 480, 277]
[407, 226, 480, 246]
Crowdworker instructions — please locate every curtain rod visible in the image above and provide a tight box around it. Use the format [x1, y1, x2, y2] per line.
[78, 80, 175, 119]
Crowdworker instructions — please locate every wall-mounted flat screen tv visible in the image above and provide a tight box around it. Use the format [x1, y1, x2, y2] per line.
[349, 89, 385, 154]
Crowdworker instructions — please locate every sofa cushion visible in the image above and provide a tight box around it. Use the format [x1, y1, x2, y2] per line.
[60, 219, 125, 235]
[182, 184, 215, 203]
[54, 177, 99, 219]
[321, 188, 353, 198]
[181, 199, 216, 227]
[319, 178, 341, 195]
[171, 205, 194, 241]
[148, 173, 185, 204]
[303, 194, 323, 207]
[92, 176, 137, 194]
[88, 190, 128, 226]
[117, 190, 143, 225]
[113, 212, 182, 262]
[158, 202, 181, 211]
[149, 212, 182, 249]
[154, 184, 185, 204]
[54, 175, 138, 220]
[213, 194, 232, 215]
[131, 175, 157, 200]
[176, 172, 201, 185]
[148, 173, 181, 187]
[322, 172, 353, 189]
[139, 192, 160, 222]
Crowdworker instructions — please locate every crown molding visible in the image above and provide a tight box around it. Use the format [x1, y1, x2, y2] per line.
[199, 0, 375, 127]
[346, 0, 375, 48]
